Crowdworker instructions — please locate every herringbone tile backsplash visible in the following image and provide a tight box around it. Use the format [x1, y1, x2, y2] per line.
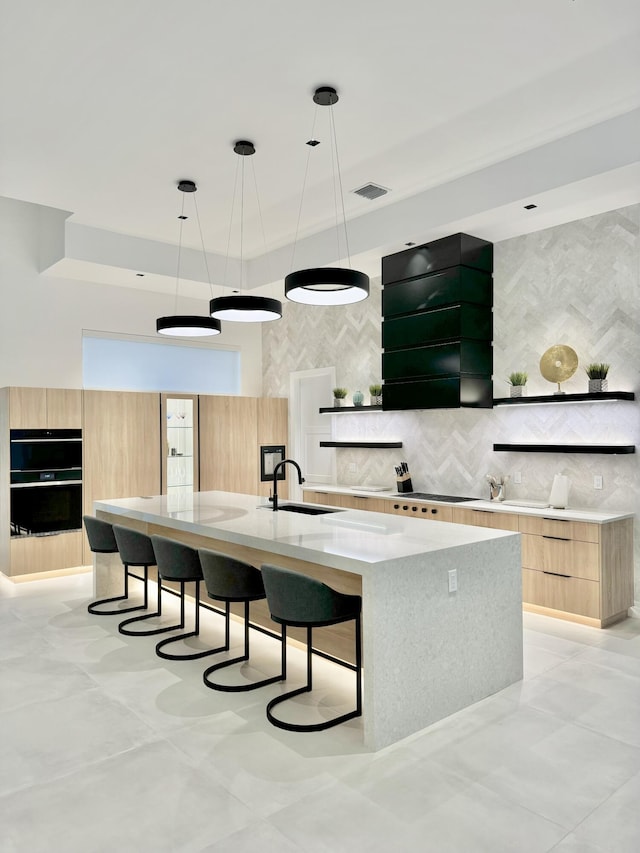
[263, 204, 640, 602]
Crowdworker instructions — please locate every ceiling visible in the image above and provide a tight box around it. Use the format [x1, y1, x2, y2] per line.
[1, 0, 639, 292]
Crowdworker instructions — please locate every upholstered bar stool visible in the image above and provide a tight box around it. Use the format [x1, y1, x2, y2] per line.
[111, 525, 171, 637]
[260, 564, 362, 732]
[150, 535, 221, 661]
[85, 515, 147, 617]
[198, 548, 284, 692]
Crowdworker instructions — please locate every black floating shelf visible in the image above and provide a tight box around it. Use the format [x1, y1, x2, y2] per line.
[320, 441, 403, 449]
[493, 443, 636, 455]
[493, 391, 635, 406]
[319, 405, 383, 413]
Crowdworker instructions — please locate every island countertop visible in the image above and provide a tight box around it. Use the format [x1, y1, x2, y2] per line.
[94, 490, 518, 575]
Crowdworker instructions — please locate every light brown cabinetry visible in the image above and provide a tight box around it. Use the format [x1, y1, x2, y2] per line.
[519, 515, 633, 627]
[257, 397, 288, 500]
[302, 490, 389, 513]
[82, 390, 161, 565]
[451, 506, 519, 531]
[387, 499, 453, 522]
[8, 387, 81, 429]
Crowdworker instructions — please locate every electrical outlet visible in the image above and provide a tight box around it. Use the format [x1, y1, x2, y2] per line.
[513, 471, 522, 484]
[448, 569, 457, 593]
[348, 462, 357, 473]
[594, 475, 603, 490]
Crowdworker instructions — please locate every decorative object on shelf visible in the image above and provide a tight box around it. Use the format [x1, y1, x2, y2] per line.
[284, 86, 369, 306]
[369, 384, 383, 405]
[333, 387, 348, 407]
[540, 344, 578, 394]
[209, 141, 282, 323]
[156, 180, 222, 338]
[352, 390, 364, 407]
[507, 371, 528, 398]
[486, 473, 509, 501]
[585, 362, 610, 393]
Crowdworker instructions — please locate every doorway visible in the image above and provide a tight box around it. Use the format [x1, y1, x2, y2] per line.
[289, 367, 336, 501]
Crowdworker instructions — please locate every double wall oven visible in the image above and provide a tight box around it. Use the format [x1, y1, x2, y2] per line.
[10, 429, 82, 537]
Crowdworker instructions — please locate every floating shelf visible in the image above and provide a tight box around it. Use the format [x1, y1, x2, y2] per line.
[319, 405, 383, 413]
[493, 443, 635, 455]
[493, 391, 635, 406]
[320, 441, 402, 449]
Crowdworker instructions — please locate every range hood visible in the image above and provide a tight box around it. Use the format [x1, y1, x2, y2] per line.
[381, 233, 493, 411]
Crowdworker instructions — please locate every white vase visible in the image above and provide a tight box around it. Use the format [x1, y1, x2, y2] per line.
[588, 379, 608, 393]
[333, 398, 343, 407]
[510, 385, 526, 398]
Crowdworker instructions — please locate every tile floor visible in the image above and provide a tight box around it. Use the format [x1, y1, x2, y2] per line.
[1, 570, 639, 853]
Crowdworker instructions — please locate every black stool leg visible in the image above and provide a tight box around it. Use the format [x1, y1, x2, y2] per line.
[266, 617, 362, 733]
[87, 563, 148, 616]
[119, 571, 181, 636]
[155, 581, 225, 661]
[202, 601, 285, 692]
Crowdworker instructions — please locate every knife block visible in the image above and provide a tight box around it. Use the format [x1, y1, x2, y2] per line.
[396, 475, 413, 493]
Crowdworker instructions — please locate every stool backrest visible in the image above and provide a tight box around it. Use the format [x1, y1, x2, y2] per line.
[198, 548, 265, 601]
[150, 535, 203, 581]
[261, 564, 359, 625]
[83, 515, 118, 554]
[112, 525, 156, 566]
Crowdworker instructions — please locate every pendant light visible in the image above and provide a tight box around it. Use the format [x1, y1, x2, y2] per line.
[209, 141, 282, 323]
[156, 180, 222, 337]
[285, 86, 369, 306]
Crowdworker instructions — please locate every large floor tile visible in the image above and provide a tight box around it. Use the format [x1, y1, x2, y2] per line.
[571, 771, 640, 853]
[0, 650, 97, 713]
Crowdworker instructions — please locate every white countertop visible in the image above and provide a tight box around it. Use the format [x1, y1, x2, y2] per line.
[95, 490, 516, 576]
[303, 484, 634, 524]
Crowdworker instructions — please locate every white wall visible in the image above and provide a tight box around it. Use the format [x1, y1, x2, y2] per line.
[0, 196, 263, 394]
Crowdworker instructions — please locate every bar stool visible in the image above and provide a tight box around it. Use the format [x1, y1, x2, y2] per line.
[85, 515, 147, 617]
[150, 535, 221, 661]
[111, 526, 171, 637]
[198, 548, 284, 692]
[260, 564, 363, 732]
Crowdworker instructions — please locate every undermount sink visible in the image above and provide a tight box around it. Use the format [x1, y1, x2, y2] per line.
[259, 503, 343, 515]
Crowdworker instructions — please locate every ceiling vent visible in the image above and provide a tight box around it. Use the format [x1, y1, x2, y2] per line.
[352, 183, 389, 201]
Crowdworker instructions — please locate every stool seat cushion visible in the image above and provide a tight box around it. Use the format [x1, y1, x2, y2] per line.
[260, 564, 361, 628]
[112, 525, 156, 566]
[151, 535, 203, 582]
[83, 515, 118, 553]
[198, 549, 266, 602]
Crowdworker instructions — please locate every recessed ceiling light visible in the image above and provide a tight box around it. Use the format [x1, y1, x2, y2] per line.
[178, 214, 188, 220]
[405, 242, 416, 247]
[136, 273, 144, 276]
[524, 203, 537, 210]
[306, 139, 320, 147]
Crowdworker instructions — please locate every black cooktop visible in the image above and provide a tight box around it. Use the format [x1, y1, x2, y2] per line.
[400, 492, 477, 503]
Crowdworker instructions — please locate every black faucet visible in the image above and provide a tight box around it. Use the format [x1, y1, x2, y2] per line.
[270, 459, 305, 511]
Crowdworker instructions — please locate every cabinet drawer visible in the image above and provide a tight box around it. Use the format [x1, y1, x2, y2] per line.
[303, 490, 343, 508]
[451, 507, 519, 531]
[522, 568, 600, 619]
[521, 534, 600, 582]
[518, 515, 599, 543]
[340, 495, 389, 513]
[10, 531, 84, 577]
[387, 501, 453, 522]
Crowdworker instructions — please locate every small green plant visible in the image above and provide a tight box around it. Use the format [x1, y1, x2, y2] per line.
[333, 387, 348, 399]
[507, 371, 528, 387]
[369, 384, 382, 396]
[585, 363, 609, 379]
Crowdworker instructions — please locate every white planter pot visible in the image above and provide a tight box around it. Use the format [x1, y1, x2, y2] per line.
[510, 385, 526, 398]
[588, 379, 608, 393]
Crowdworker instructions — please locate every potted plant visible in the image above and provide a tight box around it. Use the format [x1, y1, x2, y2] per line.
[333, 387, 348, 407]
[585, 363, 609, 393]
[507, 371, 528, 398]
[369, 384, 383, 405]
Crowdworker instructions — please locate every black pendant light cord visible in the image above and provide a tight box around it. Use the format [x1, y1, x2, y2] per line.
[329, 103, 352, 269]
[192, 192, 214, 301]
[289, 104, 319, 272]
[222, 155, 241, 296]
[173, 191, 187, 314]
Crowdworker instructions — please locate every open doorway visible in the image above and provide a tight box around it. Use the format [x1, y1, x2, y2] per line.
[288, 367, 336, 502]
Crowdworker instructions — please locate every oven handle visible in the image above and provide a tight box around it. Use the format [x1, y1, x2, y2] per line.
[10, 480, 82, 489]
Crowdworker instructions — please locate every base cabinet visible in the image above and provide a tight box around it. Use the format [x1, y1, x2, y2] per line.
[10, 531, 83, 577]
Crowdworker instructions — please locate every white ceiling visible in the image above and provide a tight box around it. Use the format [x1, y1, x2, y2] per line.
[1, 0, 640, 292]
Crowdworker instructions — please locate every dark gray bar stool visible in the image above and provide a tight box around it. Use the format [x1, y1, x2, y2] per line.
[111, 525, 173, 637]
[198, 548, 284, 692]
[260, 564, 362, 732]
[85, 515, 146, 617]
[150, 535, 221, 661]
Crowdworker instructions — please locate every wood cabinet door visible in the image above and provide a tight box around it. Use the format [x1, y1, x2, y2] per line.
[82, 390, 161, 563]
[199, 396, 258, 495]
[9, 387, 46, 428]
[257, 397, 288, 499]
[46, 389, 82, 428]
[451, 507, 519, 531]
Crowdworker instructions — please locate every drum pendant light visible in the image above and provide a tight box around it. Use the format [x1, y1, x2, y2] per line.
[156, 180, 222, 337]
[285, 86, 369, 306]
[209, 141, 282, 323]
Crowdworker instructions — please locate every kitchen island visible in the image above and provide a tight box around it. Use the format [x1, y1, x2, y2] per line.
[94, 491, 522, 750]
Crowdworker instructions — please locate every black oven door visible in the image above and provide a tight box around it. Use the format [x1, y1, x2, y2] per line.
[10, 482, 83, 536]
